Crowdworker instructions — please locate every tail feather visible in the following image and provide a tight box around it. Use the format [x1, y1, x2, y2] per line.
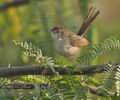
[78, 7, 100, 36]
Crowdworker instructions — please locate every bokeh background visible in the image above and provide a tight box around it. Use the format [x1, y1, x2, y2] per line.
[0, 0, 120, 66]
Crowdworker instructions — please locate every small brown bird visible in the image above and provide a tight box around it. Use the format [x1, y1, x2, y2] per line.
[51, 7, 100, 58]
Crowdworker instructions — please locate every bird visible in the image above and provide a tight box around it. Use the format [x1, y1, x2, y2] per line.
[51, 7, 100, 59]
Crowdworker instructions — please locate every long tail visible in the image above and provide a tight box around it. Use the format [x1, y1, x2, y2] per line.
[78, 7, 100, 36]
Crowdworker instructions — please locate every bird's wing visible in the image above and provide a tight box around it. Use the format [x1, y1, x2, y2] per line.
[70, 35, 89, 47]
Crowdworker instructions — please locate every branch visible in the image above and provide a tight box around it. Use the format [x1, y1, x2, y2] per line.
[0, 62, 119, 77]
[0, 0, 29, 11]
[0, 83, 48, 89]
[85, 85, 115, 97]
[1, 83, 116, 97]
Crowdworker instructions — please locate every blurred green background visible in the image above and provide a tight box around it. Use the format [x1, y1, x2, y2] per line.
[0, 0, 120, 66]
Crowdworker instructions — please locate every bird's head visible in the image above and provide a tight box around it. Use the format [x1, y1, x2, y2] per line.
[51, 25, 63, 34]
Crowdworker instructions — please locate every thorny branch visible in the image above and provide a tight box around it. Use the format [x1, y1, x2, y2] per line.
[0, 62, 119, 77]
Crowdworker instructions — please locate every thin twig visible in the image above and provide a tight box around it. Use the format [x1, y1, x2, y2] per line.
[0, 83, 48, 89]
[0, 0, 29, 11]
[85, 84, 115, 96]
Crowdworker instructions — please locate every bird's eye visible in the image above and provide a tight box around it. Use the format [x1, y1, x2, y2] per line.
[56, 30, 60, 33]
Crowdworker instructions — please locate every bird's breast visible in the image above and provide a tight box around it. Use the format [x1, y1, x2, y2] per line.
[53, 37, 80, 57]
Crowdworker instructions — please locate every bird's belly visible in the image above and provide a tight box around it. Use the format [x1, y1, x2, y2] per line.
[54, 40, 80, 57]
[65, 46, 80, 56]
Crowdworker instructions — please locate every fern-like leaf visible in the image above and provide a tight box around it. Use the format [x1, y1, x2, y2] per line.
[115, 65, 120, 96]
[97, 64, 115, 96]
[77, 34, 120, 67]
[47, 77, 88, 100]
[13, 40, 59, 75]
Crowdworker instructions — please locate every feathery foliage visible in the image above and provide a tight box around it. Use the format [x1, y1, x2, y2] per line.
[13, 40, 54, 65]
[77, 33, 120, 67]
[47, 77, 89, 100]
[115, 65, 120, 96]
[97, 64, 115, 96]
[13, 40, 59, 75]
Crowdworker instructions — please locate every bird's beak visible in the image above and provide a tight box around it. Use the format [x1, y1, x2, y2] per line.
[47, 28, 53, 33]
